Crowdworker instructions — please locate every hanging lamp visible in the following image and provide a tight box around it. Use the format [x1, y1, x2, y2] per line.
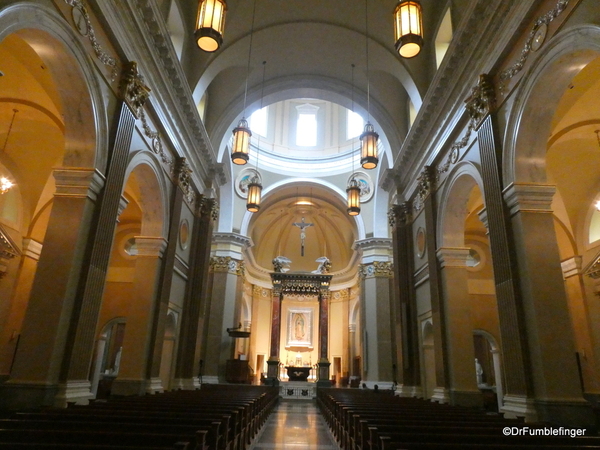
[231, 0, 257, 165]
[361, 0, 379, 170]
[393, 0, 424, 59]
[195, 0, 227, 52]
[246, 61, 267, 213]
[347, 64, 361, 216]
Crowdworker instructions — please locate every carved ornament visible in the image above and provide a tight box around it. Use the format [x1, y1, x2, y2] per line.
[210, 256, 244, 276]
[120, 61, 151, 118]
[388, 202, 412, 228]
[174, 157, 195, 206]
[413, 166, 435, 213]
[198, 196, 219, 222]
[359, 261, 394, 279]
[465, 74, 496, 127]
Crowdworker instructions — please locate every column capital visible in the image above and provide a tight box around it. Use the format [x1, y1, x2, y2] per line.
[477, 207, 489, 231]
[503, 183, 555, 216]
[359, 261, 394, 278]
[561, 256, 582, 279]
[209, 256, 244, 276]
[197, 195, 219, 222]
[436, 247, 470, 268]
[354, 237, 392, 264]
[134, 236, 168, 258]
[53, 168, 105, 201]
[388, 202, 412, 228]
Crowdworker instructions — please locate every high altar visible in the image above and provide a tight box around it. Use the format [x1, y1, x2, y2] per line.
[265, 271, 332, 397]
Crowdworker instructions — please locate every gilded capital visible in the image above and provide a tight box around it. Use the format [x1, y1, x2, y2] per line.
[120, 61, 151, 118]
[465, 74, 495, 128]
[174, 157, 196, 206]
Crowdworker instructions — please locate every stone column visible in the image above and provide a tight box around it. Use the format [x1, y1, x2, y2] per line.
[144, 160, 193, 394]
[463, 75, 534, 417]
[56, 62, 151, 406]
[0, 168, 104, 409]
[389, 202, 421, 397]
[316, 287, 331, 387]
[202, 234, 248, 383]
[111, 237, 167, 396]
[504, 183, 595, 427]
[437, 247, 481, 407]
[266, 282, 282, 385]
[418, 167, 450, 403]
[172, 196, 217, 390]
[356, 237, 394, 388]
[348, 323, 356, 376]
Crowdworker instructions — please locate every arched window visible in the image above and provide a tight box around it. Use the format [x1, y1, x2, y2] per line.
[250, 106, 268, 137]
[347, 110, 364, 140]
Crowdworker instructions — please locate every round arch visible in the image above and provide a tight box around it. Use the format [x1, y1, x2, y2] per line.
[123, 152, 171, 239]
[0, 2, 108, 171]
[504, 24, 600, 186]
[436, 161, 485, 248]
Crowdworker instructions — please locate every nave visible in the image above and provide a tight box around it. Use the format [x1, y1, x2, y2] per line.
[249, 400, 340, 450]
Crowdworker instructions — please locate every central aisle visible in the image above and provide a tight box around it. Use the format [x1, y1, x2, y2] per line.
[250, 399, 341, 450]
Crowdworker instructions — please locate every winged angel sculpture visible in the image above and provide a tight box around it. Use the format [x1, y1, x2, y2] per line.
[272, 256, 292, 273]
[312, 256, 331, 274]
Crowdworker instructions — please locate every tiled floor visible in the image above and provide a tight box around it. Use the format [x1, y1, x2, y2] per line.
[250, 399, 341, 450]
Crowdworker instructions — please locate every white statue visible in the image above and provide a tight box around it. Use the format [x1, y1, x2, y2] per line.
[475, 358, 483, 385]
[312, 256, 331, 274]
[272, 256, 291, 273]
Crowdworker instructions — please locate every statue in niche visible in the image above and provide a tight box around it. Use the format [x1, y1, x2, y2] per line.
[272, 256, 291, 273]
[475, 358, 484, 385]
[312, 256, 331, 274]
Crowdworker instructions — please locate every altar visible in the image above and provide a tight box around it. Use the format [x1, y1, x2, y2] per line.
[285, 366, 311, 382]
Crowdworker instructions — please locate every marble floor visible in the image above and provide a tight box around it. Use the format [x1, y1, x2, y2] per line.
[249, 399, 341, 450]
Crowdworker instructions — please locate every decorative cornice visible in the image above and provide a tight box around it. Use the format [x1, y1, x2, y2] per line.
[22, 238, 42, 261]
[128, 0, 225, 186]
[53, 168, 105, 201]
[64, 0, 119, 81]
[436, 247, 470, 268]
[353, 237, 393, 252]
[135, 236, 168, 258]
[271, 272, 332, 296]
[359, 261, 394, 279]
[212, 233, 252, 249]
[561, 256, 582, 279]
[503, 183, 555, 216]
[498, 0, 570, 93]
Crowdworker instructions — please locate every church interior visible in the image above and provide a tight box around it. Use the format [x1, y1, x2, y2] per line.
[1, 0, 600, 446]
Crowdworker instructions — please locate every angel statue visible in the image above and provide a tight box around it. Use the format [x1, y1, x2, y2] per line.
[272, 256, 292, 273]
[312, 256, 331, 274]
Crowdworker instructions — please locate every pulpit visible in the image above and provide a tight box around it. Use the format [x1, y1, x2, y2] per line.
[286, 366, 311, 381]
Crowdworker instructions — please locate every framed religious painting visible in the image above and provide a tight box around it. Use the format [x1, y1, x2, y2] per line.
[286, 307, 314, 349]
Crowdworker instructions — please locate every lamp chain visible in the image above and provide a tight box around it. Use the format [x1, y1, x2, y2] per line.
[365, 0, 370, 124]
[1, 109, 18, 153]
[351, 64, 356, 177]
[255, 60, 267, 173]
[242, 0, 258, 119]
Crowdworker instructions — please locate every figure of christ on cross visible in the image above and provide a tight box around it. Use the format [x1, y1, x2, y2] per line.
[292, 217, 313, 256]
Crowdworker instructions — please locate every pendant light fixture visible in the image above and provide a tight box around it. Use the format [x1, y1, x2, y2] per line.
[231, 0, 257, 165]
[347, 64, 361, 216]
[195, 0, 227, 52]
[0, 109, 18, 195]
[393, 1, 424, 59]
[360, 0, 379, 170]
[246, 61, 267, 213]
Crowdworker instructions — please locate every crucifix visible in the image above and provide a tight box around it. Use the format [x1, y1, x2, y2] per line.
[292, 217, 313, 256]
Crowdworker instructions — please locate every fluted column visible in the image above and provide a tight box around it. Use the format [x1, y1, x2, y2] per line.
[437, 247, 481, 407]
[0, 168, 104, 409]
[389, 202, 421, 396]
[172, 196, 218, 389]
[467, 75, 533, 417]
[56, 62, 150, 406]
[419, 167, 450, 403]
[504, 183, 594, 427]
